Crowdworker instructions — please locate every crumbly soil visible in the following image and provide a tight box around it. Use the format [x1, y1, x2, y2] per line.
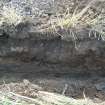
[0, 71, 105, 103]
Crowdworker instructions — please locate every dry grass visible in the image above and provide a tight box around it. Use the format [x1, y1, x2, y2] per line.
[0, 79, 104, 105]
[0, 90, 105, 105]
[42, 0, 105, 41]
[0, 6, 23, 25]
[0, 0, 105, 40]
[49, 0, 95, 29]
[89, 13, 105, 40]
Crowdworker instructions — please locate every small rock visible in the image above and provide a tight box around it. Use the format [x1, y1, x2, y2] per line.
[95, 92, 105, 99]
[93, 98, 103, 103]
[95, 83, 105, 92]
[31, 84, 42, 90]
[23, 79, 42, 90]
[23, 79, 30, 86]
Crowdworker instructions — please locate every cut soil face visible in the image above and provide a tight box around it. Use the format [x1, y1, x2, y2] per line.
[0, 32, 105, 102]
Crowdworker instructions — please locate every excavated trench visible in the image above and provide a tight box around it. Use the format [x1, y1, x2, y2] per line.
[0, 30, 105, 100]
[1, 0, 105, 103]
[0, 30, 105, 76]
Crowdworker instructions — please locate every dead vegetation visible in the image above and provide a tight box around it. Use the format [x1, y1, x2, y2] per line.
[39, 0, 105, 41]
[0, 80, 105, 105]
[0, 0, 105, 40]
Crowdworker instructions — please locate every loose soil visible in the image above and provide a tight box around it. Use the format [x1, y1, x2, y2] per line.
[0, 70, 105, 103]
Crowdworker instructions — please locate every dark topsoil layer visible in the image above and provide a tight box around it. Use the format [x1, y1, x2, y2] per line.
[0, 31, 105, 101]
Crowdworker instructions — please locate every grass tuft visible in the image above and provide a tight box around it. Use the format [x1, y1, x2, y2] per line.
[1, 6, 23, 25]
